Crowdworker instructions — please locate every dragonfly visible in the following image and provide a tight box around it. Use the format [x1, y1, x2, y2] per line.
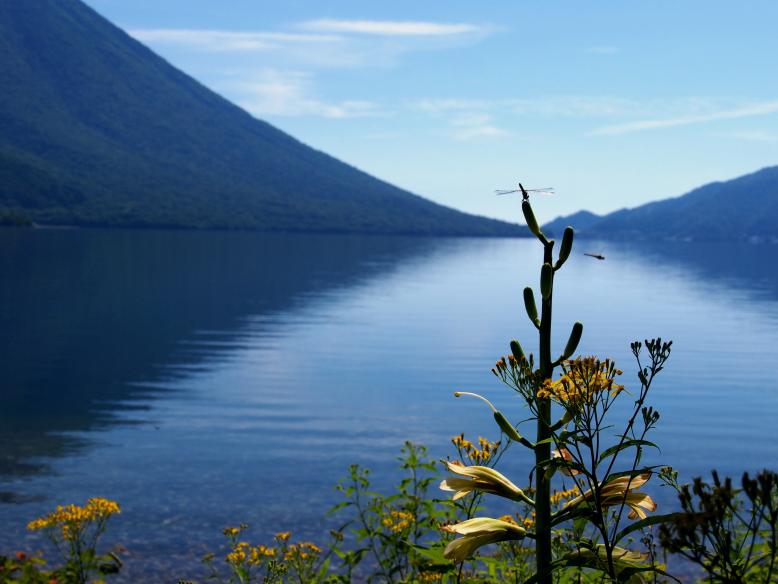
[494, 182, 554, 200]
[584, 253, 605, 260]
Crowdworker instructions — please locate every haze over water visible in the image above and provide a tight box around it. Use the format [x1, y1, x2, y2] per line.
[1, 228, 777, 580]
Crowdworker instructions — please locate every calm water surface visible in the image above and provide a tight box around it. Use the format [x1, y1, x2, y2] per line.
[1, 229, 777, 580]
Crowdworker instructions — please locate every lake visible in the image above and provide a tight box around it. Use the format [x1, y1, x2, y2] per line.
[1, 228, 777, 580]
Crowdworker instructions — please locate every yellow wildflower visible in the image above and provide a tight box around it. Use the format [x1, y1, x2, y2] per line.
[27, 498, 120, 541]
[382, 510, 414, 533]
[539, 357, 624, 406]
[274, 531, 291, 542]
[283, 542, 320, 561]
[249, 545, 276, 565]
[550, 486, 580, 506]
[452, 433, 500, 464]
[226, 542, 250, 565]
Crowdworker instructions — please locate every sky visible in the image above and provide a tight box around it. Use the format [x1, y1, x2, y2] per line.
[83, 0, 778, 222]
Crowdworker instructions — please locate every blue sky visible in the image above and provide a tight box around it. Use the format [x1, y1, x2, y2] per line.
[84, 0, 778, 222]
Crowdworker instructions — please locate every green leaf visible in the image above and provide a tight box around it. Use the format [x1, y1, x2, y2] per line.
[550, 505, 593, 527]
[598, 439, 659, 463]
[613, 512, 686, 544]
[409, 543, 449, 566]
[604, 466, 662, 484]
[616, 565, 682, 583]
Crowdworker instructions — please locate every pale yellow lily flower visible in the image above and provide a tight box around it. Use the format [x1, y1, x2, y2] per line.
[564, 472, 657, 520]
[442, 517, 526, 562]
[440, 460, 532, 504]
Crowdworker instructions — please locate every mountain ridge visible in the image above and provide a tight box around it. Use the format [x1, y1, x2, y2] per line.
[543, 165, 778, 241]
[0, 0, 521, 236]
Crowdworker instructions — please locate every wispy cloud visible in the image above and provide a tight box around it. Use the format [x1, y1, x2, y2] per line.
[298, 19, 482, 36]
[412, 96, 642, 118]
[229, 69, 385, 118]
[449, 113, 508, 141]
[129, 29, 340, 52]
[131, 20, 491, 68]
[712, 129, 778, 142]
[590, 100, 778, 135]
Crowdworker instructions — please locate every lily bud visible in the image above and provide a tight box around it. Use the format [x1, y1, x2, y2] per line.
[555, 226, 574, 269]
[560, 322, 583, 361]
[523, 287, 538, 324]
[540, 263, 553, 299]
[522, 200, 541, 237]
[493, 411, 523, 443]
[509, 339, 525, 362]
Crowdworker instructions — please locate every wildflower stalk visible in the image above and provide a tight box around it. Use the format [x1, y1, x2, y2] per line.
[535, 232, 555, 584]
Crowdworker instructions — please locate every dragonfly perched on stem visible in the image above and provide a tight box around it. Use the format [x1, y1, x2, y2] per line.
[494, 183, 554, 201]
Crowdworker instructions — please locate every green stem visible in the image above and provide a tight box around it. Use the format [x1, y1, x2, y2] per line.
[535, 238, 555, 584]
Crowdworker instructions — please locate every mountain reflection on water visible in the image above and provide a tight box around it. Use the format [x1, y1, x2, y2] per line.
[1, 229, 777, 580]
[0, 229, 447, 481]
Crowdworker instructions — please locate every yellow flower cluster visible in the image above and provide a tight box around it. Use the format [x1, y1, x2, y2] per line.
[550, 486, 580, 506]
[251, 545, 276, 563]
[537, 357, 624, 406]
[283, 542, 321, 561]
[226, 542, 277, 566]
[499, 512, 535, 529]
[418, 571, 442, 582]
[492, 353, 526, 377]
[382, 510, 415, 533]
[27, 498, 120, 540]
[274, 531, 291, 542]
[451, 433, 500, 463]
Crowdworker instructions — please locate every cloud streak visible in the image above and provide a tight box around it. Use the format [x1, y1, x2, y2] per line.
[130, 29, 340, 52]
[412, 96, 643, 118]
[298, 19, 482, 36]
[230, 69, 386, 118]
[449, 113, 508, 141]
[590, 100, 778, 135]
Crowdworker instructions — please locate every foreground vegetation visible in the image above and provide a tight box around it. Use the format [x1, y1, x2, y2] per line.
[3, 196, 777, 582]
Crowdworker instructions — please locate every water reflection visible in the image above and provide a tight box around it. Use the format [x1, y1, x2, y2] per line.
[0, 229, 447, 483]
[616, 239, 778, 300]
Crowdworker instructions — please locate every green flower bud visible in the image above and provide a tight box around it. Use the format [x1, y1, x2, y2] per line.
[510, 339, 525, 362]
[523, 287, 538, 324]
[522, 200, 541, 237]
[540, 263, 553, 299]
[494, 411, 523, 443]
[555, 226, 574, 269]
[560, 321, 584, 361]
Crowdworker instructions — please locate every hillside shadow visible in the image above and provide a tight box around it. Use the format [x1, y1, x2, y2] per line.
[0, 228, 447, 491]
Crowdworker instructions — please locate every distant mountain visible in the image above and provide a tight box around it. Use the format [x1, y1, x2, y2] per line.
[0, 1, 520, 236]
[542, 210, 602, 236]
[543, 166, 778, 241]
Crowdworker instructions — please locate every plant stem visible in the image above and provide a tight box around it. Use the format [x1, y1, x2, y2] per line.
[535, 239, 555, 584]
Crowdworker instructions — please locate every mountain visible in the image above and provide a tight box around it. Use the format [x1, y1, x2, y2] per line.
[543, 166, 778, 241]
[542, 210, 602, 236]
[0, 1, 520, 236]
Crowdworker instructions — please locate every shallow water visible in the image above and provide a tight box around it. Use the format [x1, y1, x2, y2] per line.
[1, 229, 777, 580]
